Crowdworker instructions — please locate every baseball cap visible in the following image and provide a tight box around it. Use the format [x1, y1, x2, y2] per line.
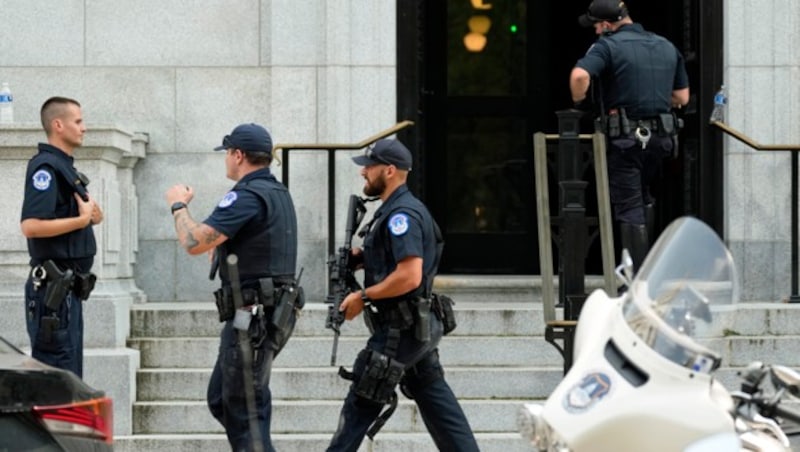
[213, 123, 273, 154]
[352, 139, 413, 171]
[578, 0, 628, 27]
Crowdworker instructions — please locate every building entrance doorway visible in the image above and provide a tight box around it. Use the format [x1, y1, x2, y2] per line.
[396, 0, 722, 274]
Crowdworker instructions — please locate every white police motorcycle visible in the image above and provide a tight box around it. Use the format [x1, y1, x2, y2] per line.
[519, 216, 800, 451]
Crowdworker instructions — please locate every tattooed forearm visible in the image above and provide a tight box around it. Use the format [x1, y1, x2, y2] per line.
[183, 230, 200, 250]
[174, 209, 200, 250]
[172, 207, 225, 253]
[202, 228, 221, 244]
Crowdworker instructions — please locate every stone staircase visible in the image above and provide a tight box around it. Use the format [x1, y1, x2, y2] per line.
[115, 276, 563, 452]
[113, 275, 800, 451]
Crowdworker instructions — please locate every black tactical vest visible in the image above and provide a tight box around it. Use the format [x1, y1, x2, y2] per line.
[217, 174, 298, 283]
[363, 186, 440, 300]
[25, 145, 96, 271]
[600, 24, 678, 118]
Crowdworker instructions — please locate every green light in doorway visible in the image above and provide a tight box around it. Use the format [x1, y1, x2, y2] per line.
[510, 24, 518, 33]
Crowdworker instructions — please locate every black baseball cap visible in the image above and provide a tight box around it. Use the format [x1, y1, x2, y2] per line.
[352, 139, 413, 171]
[213, 123, 272, 154]
[578, 0, 628, 27]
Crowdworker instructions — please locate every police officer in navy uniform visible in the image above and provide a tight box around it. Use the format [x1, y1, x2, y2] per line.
[327, 139, 479, 452]
[165, 123, 298, 452]
[570, 0, 690, 269]
[21, 96, 104, 378]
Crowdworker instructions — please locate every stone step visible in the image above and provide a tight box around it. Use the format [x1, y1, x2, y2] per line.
[136, 366, 561, 401]
[130, 301, 547, 338]
[132, 399, 529, 435]
[128, 334, 563, 369]
[130, 300, 800, 340]
[113, 432, 533, 452]
[128, 332, 800, 372]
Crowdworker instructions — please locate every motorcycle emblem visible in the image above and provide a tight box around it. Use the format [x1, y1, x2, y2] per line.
[563, 372, 612, 412]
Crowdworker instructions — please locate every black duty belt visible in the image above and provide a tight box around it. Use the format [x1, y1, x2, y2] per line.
[629, 118, 660, 131]
[368, 299, 416, 329]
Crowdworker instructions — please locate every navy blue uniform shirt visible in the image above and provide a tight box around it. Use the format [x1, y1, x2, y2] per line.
[203, 170, 267, 239]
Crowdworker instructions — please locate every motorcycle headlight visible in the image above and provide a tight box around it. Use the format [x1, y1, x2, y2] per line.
[517, 403, 554, 450]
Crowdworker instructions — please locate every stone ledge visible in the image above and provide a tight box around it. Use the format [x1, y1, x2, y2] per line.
[84, 348, 141, 436]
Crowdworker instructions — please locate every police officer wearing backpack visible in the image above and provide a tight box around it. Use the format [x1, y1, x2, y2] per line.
[21, 96, 103, 378]
[165, 123, 300, 452]
[570, 0, 690, 269]
[326, 138, 479, 452]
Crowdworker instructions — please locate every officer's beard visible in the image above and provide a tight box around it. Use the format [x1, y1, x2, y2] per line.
[363, 172, 387, 197]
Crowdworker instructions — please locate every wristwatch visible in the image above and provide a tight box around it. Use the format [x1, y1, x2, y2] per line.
[170, 201, 188, 214]
[360, 288, 372, 304]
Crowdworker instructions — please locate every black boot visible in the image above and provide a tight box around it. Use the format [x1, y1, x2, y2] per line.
[644, 203, 655, 239]
[620, 223, 649, 272]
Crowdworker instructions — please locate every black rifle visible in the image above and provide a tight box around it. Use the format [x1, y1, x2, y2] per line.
[325, 195, 369, 366]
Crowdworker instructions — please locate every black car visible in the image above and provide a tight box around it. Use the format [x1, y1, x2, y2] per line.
[0, 336, 113, 451]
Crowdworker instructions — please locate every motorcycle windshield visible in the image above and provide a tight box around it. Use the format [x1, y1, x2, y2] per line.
[622, 217, 738, 373]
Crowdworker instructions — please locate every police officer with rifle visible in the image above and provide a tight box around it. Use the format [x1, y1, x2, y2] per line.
[325, 138, 476, 452]
[570, 0, 689, 270]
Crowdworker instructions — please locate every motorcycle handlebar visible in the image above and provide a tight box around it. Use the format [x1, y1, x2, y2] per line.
[766, 400, 800, 425]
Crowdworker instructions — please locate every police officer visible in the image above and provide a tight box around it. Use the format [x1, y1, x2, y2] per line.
[327, 139, 479, 452]
[165, 123, 299, 452]
[21, 96, 103, 378]
[570, 0, 690, 269]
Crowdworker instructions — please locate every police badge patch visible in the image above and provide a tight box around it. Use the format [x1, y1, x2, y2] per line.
[388, 213, 409, 236]
[218, 191, 238, 208]
[563, 372, 612, 413]
[32, 170, 52, 191]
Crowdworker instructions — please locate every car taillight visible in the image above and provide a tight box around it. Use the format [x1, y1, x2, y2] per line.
[33, 396, 113, 444]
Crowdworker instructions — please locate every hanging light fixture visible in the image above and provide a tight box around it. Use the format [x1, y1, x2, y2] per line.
[471, 0, 492, 10]
[463, 32, 487, 52]
[468, 15, 491, 34]
[464, 15, 491, 52]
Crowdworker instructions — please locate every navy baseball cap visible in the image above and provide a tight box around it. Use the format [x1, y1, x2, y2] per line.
[352, 139, 413, 171]
[578, 0, 628, 27]
[213, 123, 273, 154]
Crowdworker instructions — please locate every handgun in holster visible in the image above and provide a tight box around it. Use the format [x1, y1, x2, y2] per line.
[43, 260, 74, 311]
[412, 297, 432, 342]
[271, 271, 305, 333]
[270, 269, 305, 353]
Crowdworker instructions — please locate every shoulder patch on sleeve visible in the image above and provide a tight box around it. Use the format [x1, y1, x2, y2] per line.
[388, 213, 410, 236]
[218, 191, 238, 208]
[32, 169, 53, 191]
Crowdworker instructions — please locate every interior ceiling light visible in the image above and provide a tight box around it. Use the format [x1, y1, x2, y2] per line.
[468, 15, 491, 34]
[463, 32, 487, 52]
[471, 0, 492, 10]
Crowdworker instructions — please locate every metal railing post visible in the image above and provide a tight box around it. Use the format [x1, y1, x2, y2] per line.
[274, 120, 415, 260]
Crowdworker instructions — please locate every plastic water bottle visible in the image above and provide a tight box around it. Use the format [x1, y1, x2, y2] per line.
[709, 84, 726, 123]
[0, 82, 13, 124]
